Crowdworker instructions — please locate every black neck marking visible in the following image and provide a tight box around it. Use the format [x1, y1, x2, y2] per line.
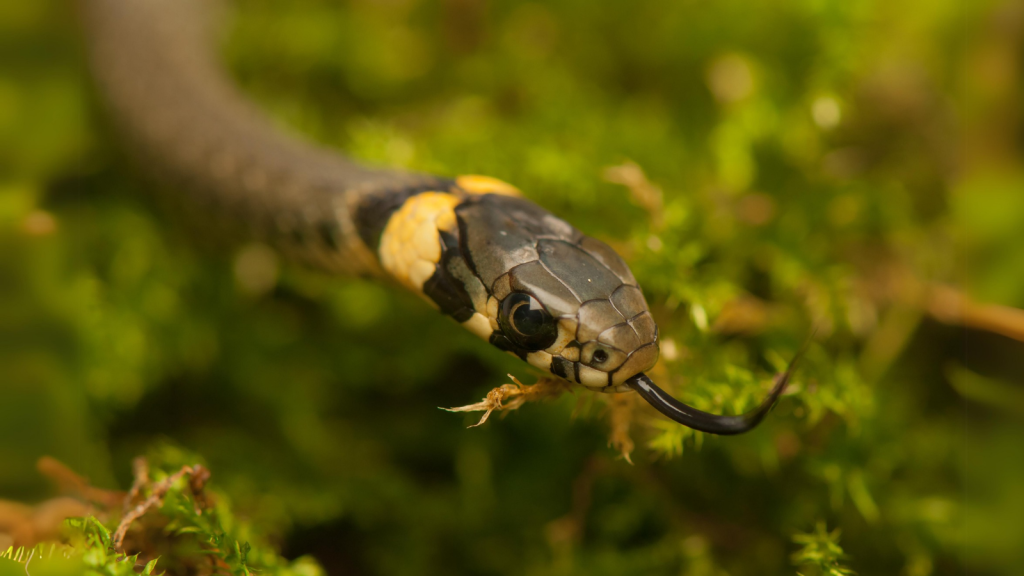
[353, 179, 457, 251]
[421, 230, 476, 323]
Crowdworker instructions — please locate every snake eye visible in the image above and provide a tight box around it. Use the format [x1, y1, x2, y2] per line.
[499, 292, 558, 351]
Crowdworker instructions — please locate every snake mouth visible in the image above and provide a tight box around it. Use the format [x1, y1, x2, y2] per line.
[624, 347, 805, 435]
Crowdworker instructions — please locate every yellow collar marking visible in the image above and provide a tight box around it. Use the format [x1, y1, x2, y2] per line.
[456, 175, 521, 197]
[378, 192, 461, 295]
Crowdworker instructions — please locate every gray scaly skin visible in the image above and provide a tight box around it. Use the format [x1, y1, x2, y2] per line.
[82, 0, 443, 275]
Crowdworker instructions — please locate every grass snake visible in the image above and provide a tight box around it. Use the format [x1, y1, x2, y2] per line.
[81, 0, 796, 434]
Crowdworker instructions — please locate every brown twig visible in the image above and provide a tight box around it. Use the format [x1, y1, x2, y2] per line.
[122, 457, 150, 511]
[607, 393, 636, 464]
[36, 457, 124, 509]
[928, 284, 1024, 342]
[112, 464, 204, 551]
[602, 161, 665, 230]
[442, 374, 572, 427]
[188, 466, 212, 513]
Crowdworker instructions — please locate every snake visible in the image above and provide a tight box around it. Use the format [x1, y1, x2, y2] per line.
[81, 0, 795, 435]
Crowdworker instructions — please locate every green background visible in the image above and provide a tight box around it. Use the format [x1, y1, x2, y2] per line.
[1, 0, 1021, 574]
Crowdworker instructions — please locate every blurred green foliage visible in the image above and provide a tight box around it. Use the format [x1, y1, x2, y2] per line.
[1, 0, 1022, 574]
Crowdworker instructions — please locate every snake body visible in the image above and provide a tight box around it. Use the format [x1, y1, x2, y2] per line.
[82, 0, 792, 433]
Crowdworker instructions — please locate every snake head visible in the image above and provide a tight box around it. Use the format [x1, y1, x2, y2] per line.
[452, 193, 659, 392]
[378, 188, 794, 434]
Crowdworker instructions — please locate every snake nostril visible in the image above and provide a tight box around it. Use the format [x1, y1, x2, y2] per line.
[592, 349, 609, 364]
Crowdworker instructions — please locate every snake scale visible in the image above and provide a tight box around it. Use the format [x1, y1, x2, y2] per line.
[81, 0, 794, 434]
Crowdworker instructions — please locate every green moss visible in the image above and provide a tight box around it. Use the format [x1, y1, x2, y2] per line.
[1, 0, 1019, 574]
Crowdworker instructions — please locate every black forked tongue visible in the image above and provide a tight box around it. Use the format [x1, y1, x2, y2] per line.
[625, 348, 805, 435]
